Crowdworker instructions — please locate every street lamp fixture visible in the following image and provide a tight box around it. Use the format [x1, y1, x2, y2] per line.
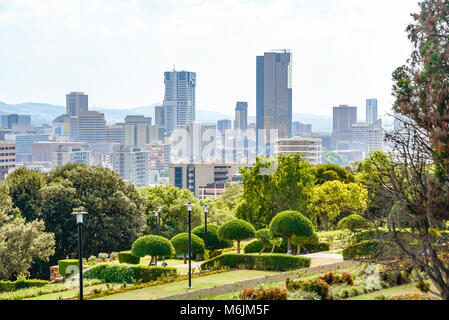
[154, 206, 162, 236]
[184, 202, 193, 289]
[71, 209, 88, 301]
[202, 205, 209, 250]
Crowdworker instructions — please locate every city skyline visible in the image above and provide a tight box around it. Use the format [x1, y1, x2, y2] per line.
[0, 0, 418, 119]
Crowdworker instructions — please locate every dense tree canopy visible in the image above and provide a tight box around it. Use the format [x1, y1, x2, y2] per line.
[309, 181, 368, 230]
[218, 219, 256, 253]
[238, 154, 315, 229]
[170, 233, 205, 264]
[131, 235, 175, 263]
[140, 184, 202, 239]
[192, 224, 233, 250]
[314, 163, 354, 185]
[0, 183, 55, 280]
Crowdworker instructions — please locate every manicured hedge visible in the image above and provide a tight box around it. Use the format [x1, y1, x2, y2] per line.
[0, 279, 49, 293]
[200, 253, 311, 272]
[343, 240, 380, 260]
[244, 239, 330, 254]
[118, 251, 141, 265]
[84, 264, 177, 283]
[58, 259, 79, 278]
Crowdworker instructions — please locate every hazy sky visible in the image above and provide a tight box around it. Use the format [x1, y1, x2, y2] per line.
[0, 0, 419, 119]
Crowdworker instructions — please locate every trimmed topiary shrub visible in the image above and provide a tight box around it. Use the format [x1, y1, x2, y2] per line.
[343, 240, 380, 260]
[255, 229, 274, 255]
[338, 214, 371, 233]
[84, 264, 177, 283]
[209, 249, 224, 259]
[170, 233, 205, 264]
[131, 235, 175, 265]
[118, 251, 141, 265]
[218, 219, 256, 254]
[200, 253, 311, 272]
[192, 224, 233, 250]
[269, 211, 314, 252]
[286, 278, 329, 300]
[58, 259, 79, 278]
[244, 239, 330, 254]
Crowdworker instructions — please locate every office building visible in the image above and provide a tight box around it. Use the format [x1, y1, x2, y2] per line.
[106, 125, 126, 144]
[366, 119, 384, 153]
[66, 92, 88, 116]
[145, 143, 171, 171]
[123, 115, 153, 146]
[162, 70, 197, 133]
[0, 141, 15, 180]
[366, 99, 378, 125]
[235, 102, 248, 131]
[1, 114, 31, 129]
[169, 163, 248, 198]
[155, 105, 165, 127]
[333, 105, 358, 133]
[112, 145, 150, 188]
[292, 122, 312, 137]
[256, 50, 293, 151]
[32, 141, 89, 162]
[76, 111, 107, 143]
[274, 137, 322, 165]
[6, 134, 49, 162]
[217, 120, 232, 132]
[51, 145, 91, 169]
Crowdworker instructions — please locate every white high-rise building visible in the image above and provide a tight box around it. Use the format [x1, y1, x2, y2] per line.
[112, 145, 150, 188]
[163, 70, 196, 133]
[51, 145, 92, 169]
[366, 99, 378, 125]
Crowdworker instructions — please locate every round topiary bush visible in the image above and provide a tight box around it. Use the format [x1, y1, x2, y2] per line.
[192, 224, 234, 250]
[131, 235, 175, 266]
[218, 219, 256, 254]
[338, 214, 371, 233]
[292, 232, 319, 254]
[170, 233, 205, 264]
[118, 251, 141, 265]
[269, 211, 314, 253]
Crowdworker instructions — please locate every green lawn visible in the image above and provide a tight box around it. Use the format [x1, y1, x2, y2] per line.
[24, 283, 118, 300]
[94, 270, 279, 300]
[346, 282, 439, 300]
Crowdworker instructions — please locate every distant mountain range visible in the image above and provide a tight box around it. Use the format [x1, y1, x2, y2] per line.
[0, 101, 333, 132]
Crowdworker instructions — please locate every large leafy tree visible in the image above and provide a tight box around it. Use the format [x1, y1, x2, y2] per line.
[140, 184, 202, 239]
[238, 154, 315, 229]
[314, 163, 354, 185]
[0, 183, 55, 280]
[310, 181, 368, 230]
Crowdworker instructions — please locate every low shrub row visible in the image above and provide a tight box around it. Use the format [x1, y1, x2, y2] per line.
[0, 279, 49, 293]
[84, 263, 177, 283]
[201, 253, 311, 272]
[239, 286, 288, 300]
[243, 239, 330, 254]
[318, 271, 354, 286]
[118, 251, 141, 265]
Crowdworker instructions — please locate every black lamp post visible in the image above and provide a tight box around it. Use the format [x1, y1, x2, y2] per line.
[202, 205, 208, 250]
[184, 202, 193, 289]
[71, 209, 88, 301]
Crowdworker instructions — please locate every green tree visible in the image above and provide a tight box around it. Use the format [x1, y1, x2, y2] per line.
[140, 184, 202, 239]
[310, 181, 368, 230]
[5, 168, 45, 221]
[192, 224, 233, 250]
[218, 219, 256, 254]
[255, 229, 273, 255]
[47, 164, 147, 257]
[239, 154, 315, 229]
[314, 163, 354, 185]
[170, 233, 205, 264]
[0, 183, 55, 280]
[131, 235, 175, 266]
[322, 150, 349, 166]
[337, 214, 371, 234]
[292, 232, 319, 255]
[269, 211, 314, 253]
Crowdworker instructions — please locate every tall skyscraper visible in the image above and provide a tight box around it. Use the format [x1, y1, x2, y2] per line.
[366, 99, 378, 125]
[66, 92, 88, 116]
[235, 102, 248, 131]
[1, 114, 31, 129]
[155, 105, 165, 127]
[217, 120, 232, 132]
[333, 105, 358, 133]
[256, 50, 292, 153]
[163, 70, 196, 133]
